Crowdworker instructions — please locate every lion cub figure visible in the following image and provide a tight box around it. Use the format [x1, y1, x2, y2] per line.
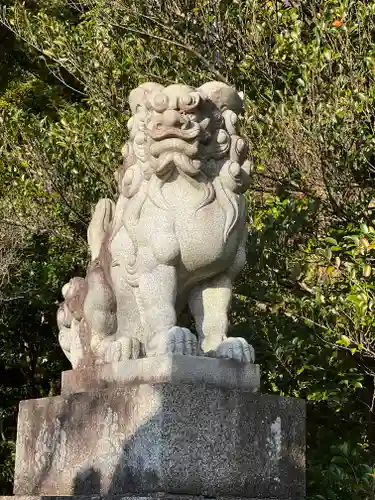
[57, 81, 255, 367]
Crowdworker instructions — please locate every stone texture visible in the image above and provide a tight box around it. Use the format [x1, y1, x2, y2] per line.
[13, 383, 305, 499]
[0, 496, 300, 500]
[60, 355, 260, 395]
[57, 81, 255, 368]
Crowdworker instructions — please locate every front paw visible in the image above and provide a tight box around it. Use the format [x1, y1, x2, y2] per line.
[146, 326, 198, 356]
[215, 337, 255, 363]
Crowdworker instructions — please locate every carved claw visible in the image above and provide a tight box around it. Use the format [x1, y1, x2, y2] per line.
[102, 337, 142, 363]
[215, 337, 255, 363]
[146, 326, 198, 356]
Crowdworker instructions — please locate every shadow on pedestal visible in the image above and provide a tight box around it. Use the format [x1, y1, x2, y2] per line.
[12, 356, 305, 499]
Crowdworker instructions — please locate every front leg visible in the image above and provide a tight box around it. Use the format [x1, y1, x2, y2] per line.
[188, 274, 231, 354]
[188, 229, 245, 355]
[189, 224, 255, 364]
[188, 274, 254, 362]
[139, 263, 197, 356]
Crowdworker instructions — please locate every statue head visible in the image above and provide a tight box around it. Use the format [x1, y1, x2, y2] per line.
[116, 81, 252, 198]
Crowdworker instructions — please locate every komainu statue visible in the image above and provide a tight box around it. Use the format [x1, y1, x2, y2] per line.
[57, 81, 255, 368]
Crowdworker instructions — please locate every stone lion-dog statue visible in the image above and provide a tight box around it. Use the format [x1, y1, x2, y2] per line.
[57, 81, 255, 367]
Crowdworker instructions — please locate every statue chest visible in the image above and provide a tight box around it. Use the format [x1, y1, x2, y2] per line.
[175, 204, 244, 273]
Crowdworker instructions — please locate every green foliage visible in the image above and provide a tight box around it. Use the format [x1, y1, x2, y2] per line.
[233, 195, 375, 499]
[1, 1, 375, 498]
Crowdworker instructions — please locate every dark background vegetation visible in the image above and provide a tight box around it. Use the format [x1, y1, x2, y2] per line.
[1, 1, 375, 498]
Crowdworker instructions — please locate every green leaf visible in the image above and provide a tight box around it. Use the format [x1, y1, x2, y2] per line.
[337, 335, 351, 347]
[325, 237, 338, 245]
[296, 78, 305, 87]
[338, 441, 351, 457]
[344, 236, 360, 244]
[324, 248, 332, 261]
[363, 264, 372, 277]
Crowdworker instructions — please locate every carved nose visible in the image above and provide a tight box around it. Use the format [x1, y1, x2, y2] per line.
[162, 109, 181, 127]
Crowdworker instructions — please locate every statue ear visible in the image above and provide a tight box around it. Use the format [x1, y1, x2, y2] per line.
[238, 91, 244, 101]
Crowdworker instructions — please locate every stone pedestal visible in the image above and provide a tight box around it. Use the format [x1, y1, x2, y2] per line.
[60, 354, 261, 395]
[1, 497, 299, 500]
[6, 355, 305, 500]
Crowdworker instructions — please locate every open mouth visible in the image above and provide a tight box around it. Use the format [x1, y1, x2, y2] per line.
[149, 138, 199, 158]
[148, 122, 201, 141]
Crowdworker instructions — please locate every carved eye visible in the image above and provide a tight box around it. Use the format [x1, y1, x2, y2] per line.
[179, 94, 192, 107]
[179, 92, 200, 110]
[150, 92, 169, 112]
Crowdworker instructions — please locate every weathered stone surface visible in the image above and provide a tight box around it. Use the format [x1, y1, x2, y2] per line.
[1, 496, 301, 500]
[0, 495, 301, 500]
[60, 355, 260, 395]
[14, 383, 305, 499]
[57, 81, 255, 368]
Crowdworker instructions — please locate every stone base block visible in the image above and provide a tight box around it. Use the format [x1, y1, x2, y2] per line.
[14, 378, 305, 499]
[60, 355, 260, 395]
[1, 496, 302, 500]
